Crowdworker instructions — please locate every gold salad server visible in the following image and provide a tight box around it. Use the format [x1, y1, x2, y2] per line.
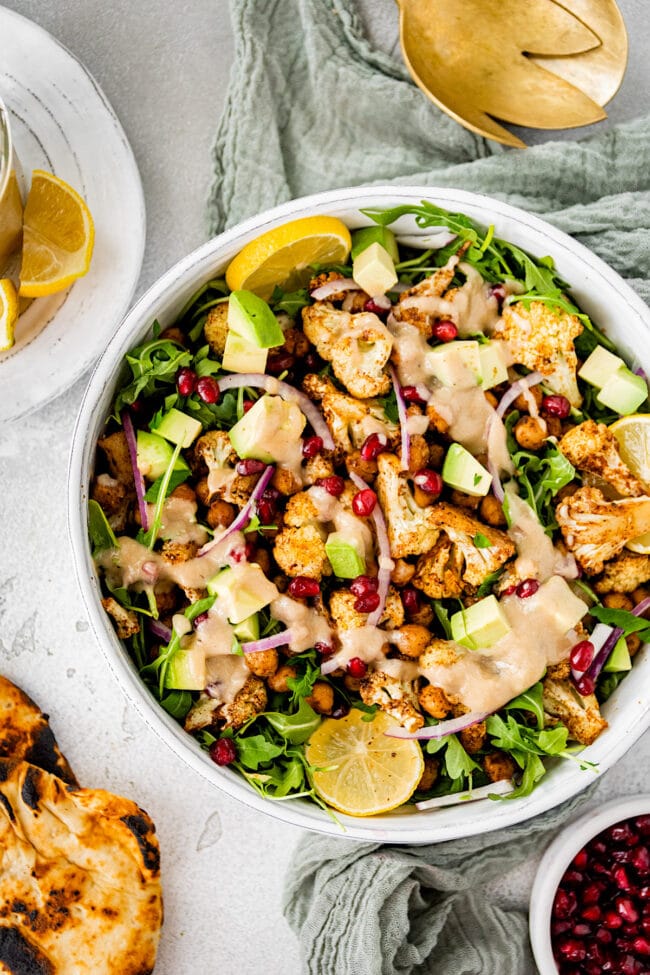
[396, 0, 628, 148]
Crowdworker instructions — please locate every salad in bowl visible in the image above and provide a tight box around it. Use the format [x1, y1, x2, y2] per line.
[81, 190, 650, 830]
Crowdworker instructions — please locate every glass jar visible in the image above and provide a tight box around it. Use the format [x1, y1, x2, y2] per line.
[0, 98, 23, 272]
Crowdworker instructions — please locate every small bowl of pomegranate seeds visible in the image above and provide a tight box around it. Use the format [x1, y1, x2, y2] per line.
[530, 796, 650, 975]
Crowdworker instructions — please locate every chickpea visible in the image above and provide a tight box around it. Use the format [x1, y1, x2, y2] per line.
[449, 489, 481, 510]
[602, 592, 634, 612]
[417, 757, 440, 792]
[479, 495, 506, 527]
[306, 682, 335, 715]
[632, 586, 650, 605]
[251, 547, 272, 575]
[514, 416, 547, 451]
[206, 500, 236, 529]
[459, 721, 487, 754]
[267, 664, 297, 693]
[282, 327, 310, 358]
[427, 443, 446, 470]
[409, 602, 434, 627]
[345, 450, 377, 481]
[195, 477, 211, 507]
[390, 559, 415, 587]
[426, 403, 450, 437]
[344, 675, 362, 692]
[413, 485, 433, 508]
[513, 384, 543, 414]
[171, 482, 196, 503]
[627, 633, 642, 658]
[544, 416, 563, 438]
[408, 434, 430, 474]
[159, 326, 187, 345]
[245, 648, 279, 678]
[154, 587, 177, 615]
[483, 750, 517, 783]
[394, 624, 431, 658]
[484, 391, 498, 409]
[419, 684, 452, 719]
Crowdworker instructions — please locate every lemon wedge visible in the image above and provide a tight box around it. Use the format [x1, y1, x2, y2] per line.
[225, 215, 351, 299]
[305, 708, 424, 817]
[0, 279, 18, 351]
[611, 414, 650, 553]
[19, 170, 94, 297]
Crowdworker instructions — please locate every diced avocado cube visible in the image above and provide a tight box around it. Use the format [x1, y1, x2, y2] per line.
[325, 531, 366, 579]
[222, 327, 269, 374]
[478, 343, 509, 390]
[228, 290, 284, 349]
[352, 242, 398, 296]
[351, 226, 399, 263]
[603, 635, 632, 673]
[153, 408, 202, 448]
[426, 341, 481, 386]
[164, 648, 206, 690]
[538, 576, 588, 633]
[232, 613, 260, 643]
[597, 367, 648, 415]
[578, 346, 625, 388]
[442, 443, 492, 497]
[136, 430, 190, 481]
[228, 394, 306, 462]
[207, 565, 277, 624]
[450, 595, 511, 650]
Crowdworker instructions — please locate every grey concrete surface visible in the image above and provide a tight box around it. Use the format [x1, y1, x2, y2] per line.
[0, 2, 649, 974]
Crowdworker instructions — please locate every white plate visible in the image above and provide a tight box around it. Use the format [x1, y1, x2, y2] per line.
[0, 6, 145, 422]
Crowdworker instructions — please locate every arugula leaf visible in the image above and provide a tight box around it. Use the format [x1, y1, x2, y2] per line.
[504, 682, 545, 730]
[144, 468, 191, 502]
[270, 285, 312, 317]
[476, 567, 505, 599]
[264, 698, 321, 744]
[286, 661, 321, 704]
[160, 690, 193, 720]
[444, 735, 480, 780]
[509, 443, 575, 531]
[114, 339, 192, 413]
[433, 601, 452, 639]
[590, 604, 650, 639]
[377, 388, 399, 423]
[506, 753, 546, 800]
[236, 734, 284, 770]
[473, 533, 492, 549]
[185, 595, 216, 621]
[142, 442, 183, 548]
[88, 500, 118, 552]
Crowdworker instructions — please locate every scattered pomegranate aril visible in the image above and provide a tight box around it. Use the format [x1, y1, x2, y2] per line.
[575, 673, 596, 696]
[489, 283, 507, 305]
[360, 432, 388, 461]
[611, 848, 635, 863]
[244, 540, 256, 560]
[595, 927, 613, 945]
[176, 366, 198, 396]
[563, 870, 584, 887]
[317, 475, 345, 497]
[573, 924, 591, 937]
[196, 376, 220, 403]
[554, 889, 578, 918]
[501, 585, 517, 596]
[257, 490, 279, 525]
[347, 657, 367, 679]
[611, 824, 638, 845]
[617, 898, 640, 924]
[557, 937, 586, 961]
[364, 298, 390, 317]
[516, 578, 540, 599]
[633, 847, 650, 874]
[402, 385, 426, 405]
[614, 866, 633, 891]
[354, 591, 381, 614]
[636, 817, 650, 837]
[288, 576, 320, 599]
[431, 319, 458, 342]
[573, 849, 589, 870]
[236, 458, 266, 476]
[302, 435, 323, 458]
[267, 351, 295, 375]
[401, 587, 420, 615]
[583, 883, 605, 905]
[209, 737, 237, 766]
[352, 488, 377, 517]
[582, 906, 602, 923]
[350, 575, 379, 597]
[314, 642, 333, 657]
[634, 935, 650, 955]
[413, 468, 443, 497]
[542, 394, 571, 419]
[243, 399, 254, 413]
[552, 920, 572, 938]
[194, 612, 209, 627]
[603, 910, 624, 930]
[570, 640, 595, 672]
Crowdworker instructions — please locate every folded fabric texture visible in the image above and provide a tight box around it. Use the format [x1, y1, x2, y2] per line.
[209, 1, 650, 971]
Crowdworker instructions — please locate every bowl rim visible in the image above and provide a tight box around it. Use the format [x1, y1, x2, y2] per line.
[529, 793, 650, 974]
[68, 183, 650, 844]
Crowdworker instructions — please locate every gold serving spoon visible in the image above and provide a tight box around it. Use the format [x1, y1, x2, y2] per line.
[397, 0, 628, 149]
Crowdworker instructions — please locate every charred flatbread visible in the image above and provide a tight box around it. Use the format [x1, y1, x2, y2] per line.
[0, 761, 162, 974]
[0, 677, 77, 787]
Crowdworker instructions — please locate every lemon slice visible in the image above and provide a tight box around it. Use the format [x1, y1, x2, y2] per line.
[611, 414, 650, 553]
[225, 215, 352, 299]
[305, 708, 424, 817]
[0, 279, 18, 351]
[19, 170, 95, 297]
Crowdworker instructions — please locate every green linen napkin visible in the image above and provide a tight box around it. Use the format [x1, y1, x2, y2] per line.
[209, 1, 650, 971]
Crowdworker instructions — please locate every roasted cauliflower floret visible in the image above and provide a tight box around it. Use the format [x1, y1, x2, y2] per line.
[495, 300, 583, 406]
[320, 385, 398, 459]
[328, 589, 404, 631]
[221, 676, 267, 729]
[302, 302, 392, 398]
[375, 453, 440, 558]
[101, 597, 140, 639]
[542, 677, 607, 746]
[273, 525, 330, 580]
[359, 670, 423, 733]
[412, 535, 465, 599]
[559, 421, 645, 498]
[97, 430, 134, 486]
[556, 486, 650, 575]
[184, 693, 221, 733]
[595, 550, 650, 594]
[203, 302, 229, 357]
[283, 491, 321, 527]
[92, 474, 130, 531]
[426, 503, 515, 589]
[193, 429, 255, 506]
[392, 255, 460, 338]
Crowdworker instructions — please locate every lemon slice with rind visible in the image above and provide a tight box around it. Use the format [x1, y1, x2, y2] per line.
[225, 215, 351, 300]
[611, 414, 650, 553]
[0, 279, 18, 351]
[305, 708, 424, 817]
[19, 170, 94, 298]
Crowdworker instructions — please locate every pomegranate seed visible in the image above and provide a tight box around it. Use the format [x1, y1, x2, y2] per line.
[350, 575, 379, 597]
[236, 458, 266, 475]
[352, 488, 377, 517]
[244, 541, 256, 560]
[431, 319, 458, 342]
[582, 906, 602, 923]
[554, 889, 578, 918]
[331, 704, 350, 720]
[593, 840, 608, 855]
[543, 394, 571, 419]
[611, 824, 638, 844]
[315, 642, 333, 657]
[502, 585, 517, 596]
[354, 591, 381, 614]
[557, 938, 586, 961]
[176, 367, 197, 396]
[583, 883, 606, 905]
[304, 352, 322, 371]
[552, 921, 572, 938]
[210, 738, 237, 766]
[402, 587, 420, 615]
[516, 578, 539, 598]
[620, 956, 642, 975]
[364, 298, 389, 317]
[489, 283, 507, 305]
[604, 910, 624, 929]
[317, 475, 345, 497]
[618, 898, 640, 924]
[596, 927, 613, 944]
[413, 468, 443, 497]
[573, 849, 589, 870]
[614, 866, 633, 891]
[302, 435, 323, 459]
[633, 847, 650, 874]
[575, 673, 596, 696]
[612, 848, 635, 863]
[196, 376, 220, 403]
[243, 399, 254, 413]
[257, 494, 277, 525]
[641, 916, 650, 935]
[287, 576, 320, 599]
[570, 640, 595, 672]
[634, 937, 650, 956]
[572, 924, 591, 937]
[564, 870, 584, 887]
[639, 887, 650, 901]
[194, 612, 209, 626]
[402, 386, 426, 405]
[347, 657, 367, 678]
[636, 817, 650, 837]
[267, 351, 295, 375]
[360, 432, 388, 461]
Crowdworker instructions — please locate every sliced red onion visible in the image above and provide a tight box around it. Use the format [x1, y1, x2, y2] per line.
[416, 778, 514, 810]
[570, 622, 613, 683]
[198, 465, 274, 556]
[215, 374, 334, 450]
[149, 619, 173, 644]
[579, 596, 650, 687]
[385, 711, 490, 740]
[495, 372, 544, 420]
[349, 471, 392, 626]
[241, 630, 292, 654]
[310, 278, 360, 301]
[390, 366, 410, 471]
[634, 366, 648, 380]
[122, 409, 149, 531]
[487, 456, 504, 504]
[396, 231, 456, 250]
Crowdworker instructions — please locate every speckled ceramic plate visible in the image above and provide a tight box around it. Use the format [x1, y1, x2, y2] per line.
[0, 6, 145, 422]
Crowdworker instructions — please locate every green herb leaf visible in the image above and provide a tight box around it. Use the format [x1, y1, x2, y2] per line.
[114, 339, 192, 413]
[270, 285, 312, 317]
[444, 735, 479, 780]
[476, 567, 505, 599]
[264, 698, 321, 744]
[236, 734, 284, 770]
[143, 468, 191, 502]
[473, 533, 492, 549]
[433, 601, 452, 639]
[377, 388, 399, 424]
[504, 682, 545, 730]
[590, 604, 650, 638]
[88, 500, 118, 553]
[160, 690, 193, 720]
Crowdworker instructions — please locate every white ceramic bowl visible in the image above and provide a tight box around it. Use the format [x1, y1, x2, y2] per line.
[68, 185, 650, 843]
[530, 794, 650, 973]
